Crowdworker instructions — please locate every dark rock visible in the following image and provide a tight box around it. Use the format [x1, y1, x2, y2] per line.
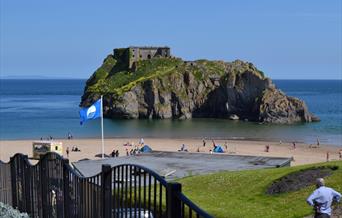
[80, 56, 319, 124]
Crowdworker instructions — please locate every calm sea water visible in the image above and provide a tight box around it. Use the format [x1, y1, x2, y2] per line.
[0, 79, 341, 145]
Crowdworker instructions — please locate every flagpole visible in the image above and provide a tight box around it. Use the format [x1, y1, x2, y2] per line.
[101, 95, 105, 159]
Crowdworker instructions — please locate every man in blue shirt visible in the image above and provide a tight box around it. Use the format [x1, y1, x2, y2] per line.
[307, 178, 341, 218]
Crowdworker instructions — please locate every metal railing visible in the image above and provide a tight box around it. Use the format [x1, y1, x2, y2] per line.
[0, 152, 213, 218]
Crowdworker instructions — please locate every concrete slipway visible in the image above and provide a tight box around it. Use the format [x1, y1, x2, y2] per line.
[72, 151, 292, 180]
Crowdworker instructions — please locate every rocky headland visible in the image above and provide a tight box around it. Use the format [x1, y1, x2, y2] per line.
[80, 48, 319, 124]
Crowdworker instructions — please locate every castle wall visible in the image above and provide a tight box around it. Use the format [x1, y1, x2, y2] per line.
[114, 47, 171, 69]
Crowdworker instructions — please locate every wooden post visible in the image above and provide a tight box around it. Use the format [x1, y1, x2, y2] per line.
[10, 156, 17, 209]
[23, 155, 31, 215]
[63, 159, 70, 218]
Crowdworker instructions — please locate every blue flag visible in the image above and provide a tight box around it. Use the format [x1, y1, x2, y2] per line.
[79, 99, 101, 125]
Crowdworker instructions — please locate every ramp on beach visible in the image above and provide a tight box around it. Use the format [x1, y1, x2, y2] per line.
[72, 151, 292, 180]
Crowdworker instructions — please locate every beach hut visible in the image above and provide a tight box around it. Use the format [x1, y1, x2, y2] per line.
[140, 145, 152, 153]
[213, 145, 224, 153]
[32, 141, 63, 159]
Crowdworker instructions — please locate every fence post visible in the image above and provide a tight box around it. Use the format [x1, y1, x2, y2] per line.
[23, 155, 31, 215]
[63, 159, 70, 218]
[101, 164, 112, 218]
[10, 156, 17, 209]
[40, 157, 48, 218]
[167, 182, 182, 218]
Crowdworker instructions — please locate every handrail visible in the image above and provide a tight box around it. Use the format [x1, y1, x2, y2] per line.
[1, 153, 169, 184]
[0, 152, 213, 218]
[109, 163, 168, 187]
[176, 192, 213, 218]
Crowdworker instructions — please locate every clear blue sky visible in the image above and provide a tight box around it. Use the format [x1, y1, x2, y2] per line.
[1, 0, 341, 79]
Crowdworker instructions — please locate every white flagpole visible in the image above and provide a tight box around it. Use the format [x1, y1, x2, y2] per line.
[101, 95, 105, 159]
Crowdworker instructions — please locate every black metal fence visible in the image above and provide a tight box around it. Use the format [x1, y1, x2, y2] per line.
[0, 153, 212, 218]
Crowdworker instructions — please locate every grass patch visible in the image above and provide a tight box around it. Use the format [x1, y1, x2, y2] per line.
[178, 161, 342, 218]
[87, 57, 183, 95]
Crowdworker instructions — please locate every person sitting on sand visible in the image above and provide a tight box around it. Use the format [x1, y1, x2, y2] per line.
[115, 150, 119, 157]
[72, 146, 81, 152]
[178, 144, 188, 152]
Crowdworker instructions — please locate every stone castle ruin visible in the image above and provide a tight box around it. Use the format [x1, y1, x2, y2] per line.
[113, 46, 171, 70]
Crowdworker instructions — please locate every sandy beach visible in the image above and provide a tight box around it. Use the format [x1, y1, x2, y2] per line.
[0, 138, 341, 166]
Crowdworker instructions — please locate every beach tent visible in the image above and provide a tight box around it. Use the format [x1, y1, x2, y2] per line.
[213, 145, 224, 153]
[140, 145, 152, 153]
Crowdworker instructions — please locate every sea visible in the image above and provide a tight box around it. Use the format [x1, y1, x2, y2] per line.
[0, 79, 341, 146]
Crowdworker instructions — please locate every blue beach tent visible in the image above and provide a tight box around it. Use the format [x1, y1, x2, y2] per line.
[140, 145, 152, 153]
[213, 145, 224, 153]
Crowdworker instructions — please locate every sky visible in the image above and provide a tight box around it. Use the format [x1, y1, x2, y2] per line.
[0, 0, 341, 79]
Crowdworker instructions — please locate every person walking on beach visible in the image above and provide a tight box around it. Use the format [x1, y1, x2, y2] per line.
[67, 131, 73, 140]
[111, 149, 116, 157]
[306, 178, 341, 218]
[317, 137, 320, 147]
[326, 152, 329, 162]
[212, 140, 216, 148]
[224, 141, 228, 151]
[202, 139, 206, 147]
[292, 141, 296, 149]
[66, 147, 69, 158]
[339, 149, 342, 160]
[139, 138, 144, 146]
